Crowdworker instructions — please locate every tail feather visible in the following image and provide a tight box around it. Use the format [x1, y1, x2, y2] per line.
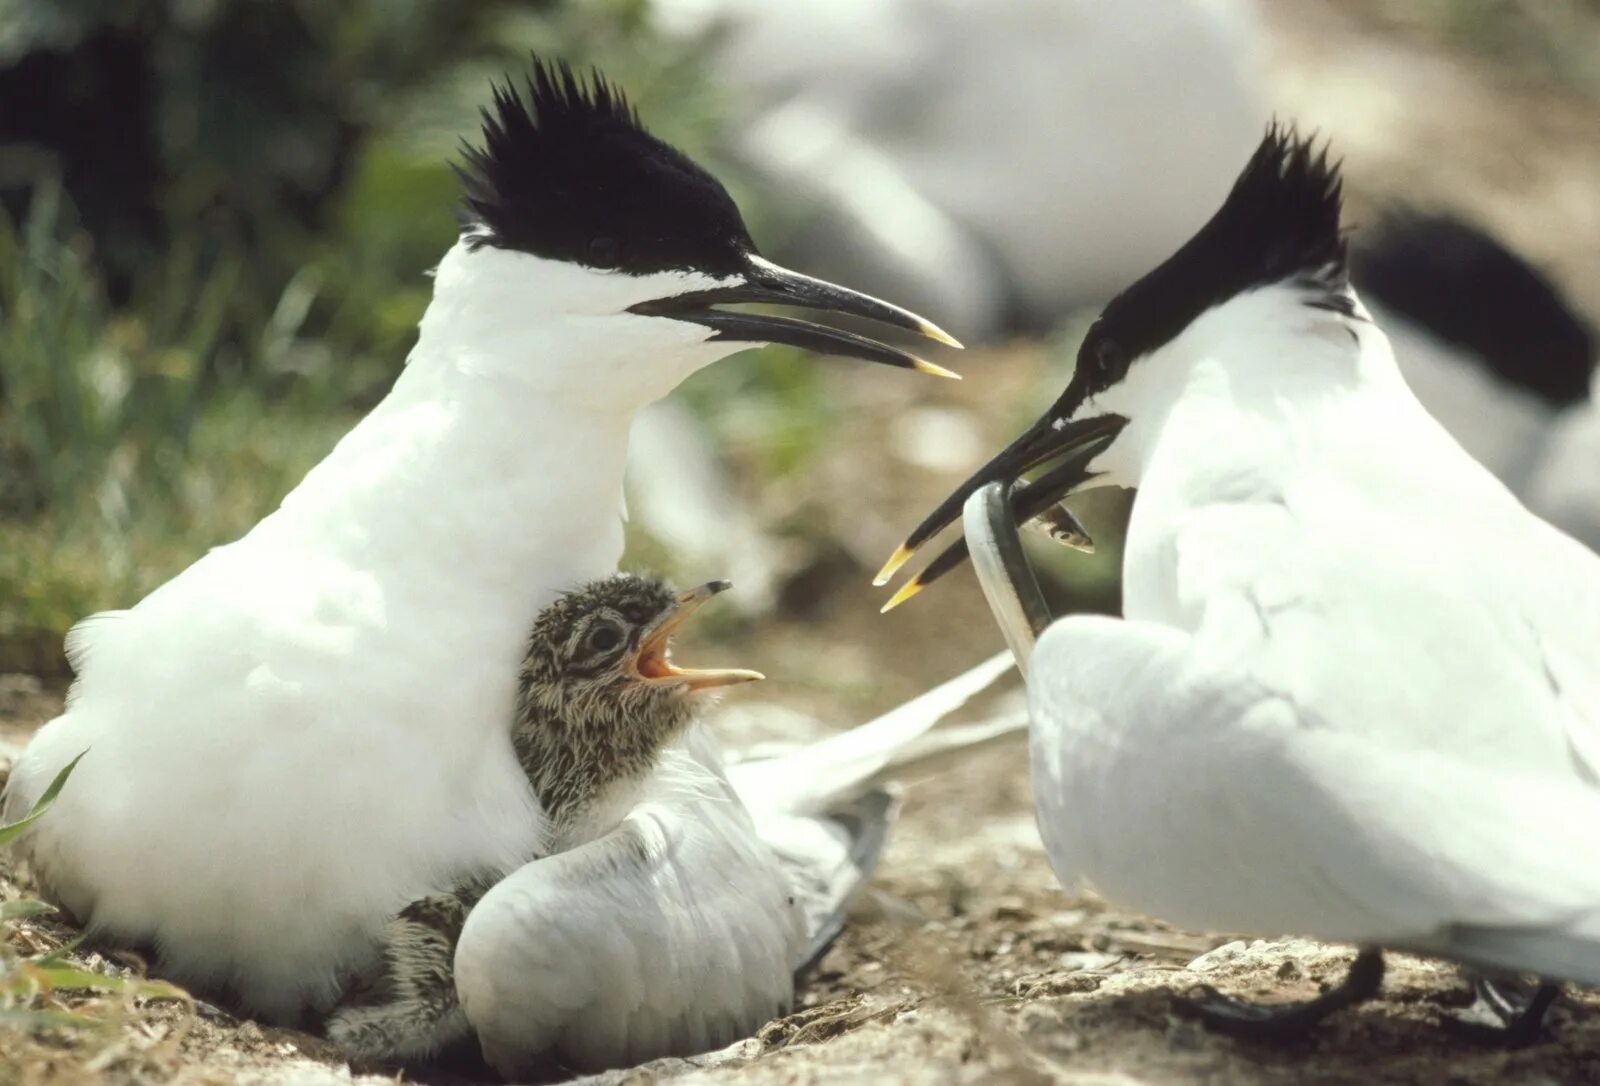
[723, 651, 1021, 974]
[792, 789, 898, 978]
[888, 710, 1029, 782]
[1408, 923, 1600, 987]
[727, 651, 1017, 818]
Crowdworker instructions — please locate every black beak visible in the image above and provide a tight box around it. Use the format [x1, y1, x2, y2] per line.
[629, 254, 963, 378]
[876, 387, 1128, 609]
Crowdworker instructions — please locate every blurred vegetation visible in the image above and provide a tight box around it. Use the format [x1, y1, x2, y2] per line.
[0, 756, 193, 1068]
[1347, 0, 1600, 97]
[0, 0, 808, 672]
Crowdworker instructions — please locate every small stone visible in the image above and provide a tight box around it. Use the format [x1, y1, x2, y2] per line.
[1188, 940, 1248, 972]
[992, 899, 1032, 922]
[1058, 951, 1122, 973]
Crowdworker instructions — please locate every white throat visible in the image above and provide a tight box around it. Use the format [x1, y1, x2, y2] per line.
[248, 240, 757, 737]
[412, 240, 745, 408]
[1080, 283, 1389, 489]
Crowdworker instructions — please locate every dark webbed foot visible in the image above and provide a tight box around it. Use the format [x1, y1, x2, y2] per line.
[1443, 976, 1560, 1047]
[1173, 947, 1385, 1041]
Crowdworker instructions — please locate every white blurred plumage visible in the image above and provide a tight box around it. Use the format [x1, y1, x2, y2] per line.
[1353, 214, 1598, 551]
[1526, 375, 1600, 551]
[654, 0, 1270, 339]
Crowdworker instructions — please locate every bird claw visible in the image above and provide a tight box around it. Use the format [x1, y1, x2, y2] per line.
[1440, 978, 1559, 1048]
[1171, 947, 1385, 1041]
[1174, 984, 1342, 1039]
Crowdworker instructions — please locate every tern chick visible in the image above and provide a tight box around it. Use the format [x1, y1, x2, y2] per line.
[326, 574, 759, 1065]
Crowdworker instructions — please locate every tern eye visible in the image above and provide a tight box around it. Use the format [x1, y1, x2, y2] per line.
[1094, 335, 1126, 374]
[586, 236, 620, 267]
[585, 623, 623, 654]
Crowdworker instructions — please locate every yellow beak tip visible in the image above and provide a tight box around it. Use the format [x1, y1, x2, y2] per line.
[912, 358, 962, 380]
[918, 320, 965, 350]
[873, 545, 915, 586]
[880, 580, 924, 613]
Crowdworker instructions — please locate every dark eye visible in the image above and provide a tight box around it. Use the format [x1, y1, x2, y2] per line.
[586, 236, 620, 267]
[586, 623, 622, 654]
[1095, 334, 1126, 373]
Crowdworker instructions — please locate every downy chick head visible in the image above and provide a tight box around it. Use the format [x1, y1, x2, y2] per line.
[877, 124, 1357, 605]
[513, 573, 761, 832]
[424, 57, 960, 406]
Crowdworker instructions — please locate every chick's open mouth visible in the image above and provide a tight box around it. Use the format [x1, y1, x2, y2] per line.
[630, 581, 765, 692]
[634, 638, 680, 680]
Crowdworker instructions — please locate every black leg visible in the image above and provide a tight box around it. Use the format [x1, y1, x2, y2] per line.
[1173, 947, 1385, 1041]
[1444, 977, 1560, 1047]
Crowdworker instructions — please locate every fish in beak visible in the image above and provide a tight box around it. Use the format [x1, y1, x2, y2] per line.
[632, 580, 766, 692]
[630, 254, 963, 378]
[876, 379, 1130, 610]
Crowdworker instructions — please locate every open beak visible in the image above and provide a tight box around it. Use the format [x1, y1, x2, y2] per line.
[632, 580, 766, 692]
[875, 397, 1130, 611]
[629, 253, 963, 378]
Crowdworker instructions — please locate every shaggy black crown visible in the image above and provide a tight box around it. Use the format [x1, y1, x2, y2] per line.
[457, 58, 755, 277]
[1069, 125, 1350, 403]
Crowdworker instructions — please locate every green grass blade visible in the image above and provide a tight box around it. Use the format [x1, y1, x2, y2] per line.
[0, 751, 86, 849]
[28, 965, 190, 1003]
[0, 1007, 100, 1031]
[0, 900, 57, 922]
[35, 934, 85, 967]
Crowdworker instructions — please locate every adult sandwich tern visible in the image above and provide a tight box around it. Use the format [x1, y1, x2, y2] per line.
[878, 126, 1600, 1042]
[2, 57, 958, 1023]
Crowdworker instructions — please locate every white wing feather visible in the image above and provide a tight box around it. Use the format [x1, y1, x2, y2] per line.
[725, 650, 1016, 818]
[456, 784, 801, 1078]
[1030, 612, 1600, 983]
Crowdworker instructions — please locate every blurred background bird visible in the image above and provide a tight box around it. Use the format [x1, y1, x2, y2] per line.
[649, 0, 1272, 344]
[1352, 214, 1599, 549]
[1, 1, 1598, 1082]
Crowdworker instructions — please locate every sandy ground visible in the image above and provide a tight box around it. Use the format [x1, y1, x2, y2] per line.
[5, 3, 1600, 1084]
[9, 644, 1600, 1086]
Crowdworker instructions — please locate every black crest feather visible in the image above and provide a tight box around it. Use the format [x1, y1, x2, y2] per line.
[1353, 213, 1594, 407]
[456, 57, 754, 276]
[1071, 124, 1351, 400]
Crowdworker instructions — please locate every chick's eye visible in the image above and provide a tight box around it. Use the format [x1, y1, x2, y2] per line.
[586, 236, 620, 267]
[585, 623, 622, 654]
